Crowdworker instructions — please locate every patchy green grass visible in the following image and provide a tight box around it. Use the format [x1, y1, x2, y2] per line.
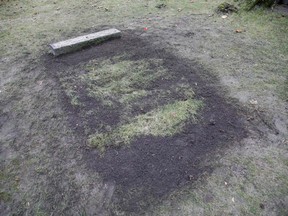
[232, 8, 288, 101]
[0, 159, 20, 203]
[89, 99, 202, 151]
[60, 76, 81, 106]
[82, 58, 167, 105]
[232, 8, 288, 55]
[59, 55, 203, 152]
[60, 57, 169, 108]
[0, 191, 12, 202]
[194, 3, 288, 107]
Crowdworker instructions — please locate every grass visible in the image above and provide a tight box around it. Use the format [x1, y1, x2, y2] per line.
[60, 56, 199, 109]
[59, 57, 169, 108]
[82, 58, 167, 105]
[196, 2, 288, 104]
[88, 99, 202, 152]
[232, 7, 288, 55]
[232, 8, 288, 101]
[0, 159, 20, 203]
[60, 76, 81, 106]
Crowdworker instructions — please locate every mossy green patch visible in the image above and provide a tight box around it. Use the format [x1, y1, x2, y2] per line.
[88, 99, 202, 151]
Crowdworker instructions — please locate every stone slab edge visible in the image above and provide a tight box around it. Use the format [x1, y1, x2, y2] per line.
[49, 28, 121, 56]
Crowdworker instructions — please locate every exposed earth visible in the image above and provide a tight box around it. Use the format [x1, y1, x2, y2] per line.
[0, 0, 287, 215]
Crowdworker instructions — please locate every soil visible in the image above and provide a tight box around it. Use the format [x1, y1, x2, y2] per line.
[44, 33, 248, 214]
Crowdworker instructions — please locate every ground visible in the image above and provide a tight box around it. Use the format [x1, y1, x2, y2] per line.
[0, 0, 287, 215]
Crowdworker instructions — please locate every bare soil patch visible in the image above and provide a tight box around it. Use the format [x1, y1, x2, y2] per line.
[45, 32, 247, 214]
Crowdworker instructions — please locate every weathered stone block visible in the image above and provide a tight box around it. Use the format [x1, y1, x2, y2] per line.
[49, 28, 121, 56]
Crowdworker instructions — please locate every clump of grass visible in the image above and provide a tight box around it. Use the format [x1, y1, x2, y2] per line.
[88, 99, 203, 152]
[60, 77, 81, 107]
[0, 191, 12, 202]
[216, 2, 238, 13]
[175, 83, 196, 99]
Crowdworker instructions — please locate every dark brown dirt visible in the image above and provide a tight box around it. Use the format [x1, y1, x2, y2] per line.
[45, 31, 248, 215]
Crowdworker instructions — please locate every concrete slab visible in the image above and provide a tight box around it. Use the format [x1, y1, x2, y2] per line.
[49, 28, 121, 56]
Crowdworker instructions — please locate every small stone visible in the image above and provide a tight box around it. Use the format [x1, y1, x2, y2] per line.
[209, 119, 216, 125]
[188, 175, 194, 181]
[249, 99, 258, 105]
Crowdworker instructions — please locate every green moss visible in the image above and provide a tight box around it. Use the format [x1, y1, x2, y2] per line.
[89, 99, 203, 151]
